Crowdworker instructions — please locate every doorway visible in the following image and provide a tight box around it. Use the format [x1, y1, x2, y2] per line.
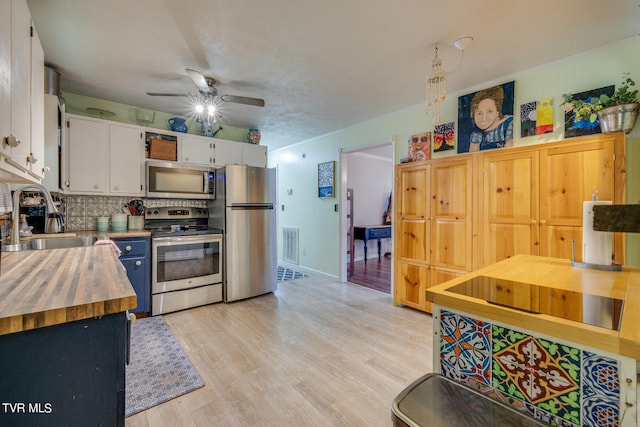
[339, 142, 394, 293]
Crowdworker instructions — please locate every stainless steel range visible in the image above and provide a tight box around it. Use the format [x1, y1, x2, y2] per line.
[145, 206, 223, 315]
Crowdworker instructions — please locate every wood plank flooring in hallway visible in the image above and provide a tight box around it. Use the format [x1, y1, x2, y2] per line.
[348, 256, 392, 294]
[126, 272, 433, 427]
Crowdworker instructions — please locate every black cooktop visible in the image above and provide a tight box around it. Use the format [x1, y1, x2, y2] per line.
[446, 276, 624, 331]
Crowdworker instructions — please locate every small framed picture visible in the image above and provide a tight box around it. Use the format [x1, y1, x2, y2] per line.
[318, 161, 335, 198]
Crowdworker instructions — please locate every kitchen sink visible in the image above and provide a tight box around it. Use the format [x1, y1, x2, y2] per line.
[2, 236, 97, 252]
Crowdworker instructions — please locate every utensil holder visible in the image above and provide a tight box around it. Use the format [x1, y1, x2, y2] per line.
[128, 216, 144, 230]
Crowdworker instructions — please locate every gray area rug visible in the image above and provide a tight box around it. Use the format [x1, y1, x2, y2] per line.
[126, 316, 204, 417]
[277, 265, 308, 282]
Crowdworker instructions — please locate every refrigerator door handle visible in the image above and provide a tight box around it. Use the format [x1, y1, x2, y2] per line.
[230, 204, 274, 210]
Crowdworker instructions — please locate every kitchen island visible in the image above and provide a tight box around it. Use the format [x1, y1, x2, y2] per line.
[0, 245, 136, 427]
[426, 254, 639, 427]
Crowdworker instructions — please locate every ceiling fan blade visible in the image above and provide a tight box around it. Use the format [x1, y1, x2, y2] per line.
[220, 95, 265, 107]
[186, 68, 213, 94]
[146, 92, 190, 97]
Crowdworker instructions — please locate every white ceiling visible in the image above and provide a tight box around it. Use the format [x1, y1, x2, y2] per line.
[27, 0, 640, 151]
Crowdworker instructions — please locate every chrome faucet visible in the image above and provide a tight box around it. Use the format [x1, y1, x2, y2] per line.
[8, 184, 60, 248]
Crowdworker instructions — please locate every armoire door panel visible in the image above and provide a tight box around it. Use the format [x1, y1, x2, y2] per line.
[485, 154, 537, 221]
[539, 141, 613, 225]
[540, 225, 584, 260]
[400, 167, 429, 218]
[431, 162, 470, 218]
[432, 220, 471, 270]
[484, 223, 537, 265]
[399, 219, 428, 261]
[396, 262, 427, 310]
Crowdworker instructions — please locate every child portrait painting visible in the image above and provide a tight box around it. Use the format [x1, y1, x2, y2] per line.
[457, 81, 515, 153]
[408, 131, 431, 161]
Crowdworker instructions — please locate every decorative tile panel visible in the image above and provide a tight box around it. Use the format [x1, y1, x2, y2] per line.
[581, 351, 619, 427]
[493, 325, 581, 425]
[435, 308, 628, 427]
[439, 310, 491, 387]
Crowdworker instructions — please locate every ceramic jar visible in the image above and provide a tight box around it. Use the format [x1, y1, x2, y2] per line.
[247, 128, 261, 144]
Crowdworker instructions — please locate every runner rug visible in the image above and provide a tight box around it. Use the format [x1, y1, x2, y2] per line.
[126, 316, 204, 417]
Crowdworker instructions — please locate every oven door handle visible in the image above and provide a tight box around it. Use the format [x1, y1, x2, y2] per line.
[152, 235, 223, 245]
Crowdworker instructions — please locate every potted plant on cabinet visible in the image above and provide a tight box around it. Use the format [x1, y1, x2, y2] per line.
[562, 73, 639, 134]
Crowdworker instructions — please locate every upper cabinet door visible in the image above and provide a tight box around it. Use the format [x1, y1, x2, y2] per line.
[0, 0, 11, 162]
[213, 139, 243, 167]
[109, 124, 144, 196]
[181, 134, 212, 165]
[8, 0, 32, 166]
[243, 144, 267, 167]
[28, 22, 45, 179]
[66, 116, 107, 193]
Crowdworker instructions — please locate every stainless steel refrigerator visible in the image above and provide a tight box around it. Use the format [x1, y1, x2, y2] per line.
[210, 165, 277, 302]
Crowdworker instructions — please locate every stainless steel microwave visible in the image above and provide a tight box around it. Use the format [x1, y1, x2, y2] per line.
[146, 160, 215, 199]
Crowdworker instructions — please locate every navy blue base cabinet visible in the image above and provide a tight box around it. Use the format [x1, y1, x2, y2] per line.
[114, 237, 150, 314]
[0, 313, 127, 427]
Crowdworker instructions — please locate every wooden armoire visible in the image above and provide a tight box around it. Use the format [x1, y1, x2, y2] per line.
[393, 132, 626, 313]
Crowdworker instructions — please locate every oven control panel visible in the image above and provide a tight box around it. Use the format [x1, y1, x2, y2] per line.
[145, 207, 209, 220]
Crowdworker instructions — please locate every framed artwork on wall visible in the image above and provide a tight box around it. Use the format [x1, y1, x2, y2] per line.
[434, 122, 455, 152]
[563, 85, 614, 138]
[520, 97, 554, 137]
[457, 81, 515, 153]
[318, 161, 335, 198]
[408, 131, 431, 161]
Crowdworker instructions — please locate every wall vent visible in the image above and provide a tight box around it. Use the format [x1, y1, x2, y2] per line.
[282, 226, 299, 265]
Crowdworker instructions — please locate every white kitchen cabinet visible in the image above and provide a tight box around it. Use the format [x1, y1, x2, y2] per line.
[181, 135, 250, 168]
[0, 0, 12, 173]
[64, 115, 107, 193]
[213, 138, 243, 167]
[64, 115, 145, 196]
[180, 134, 213, 165]
[109, 123, 144, 196]
[0, 0, 44, 183]
[242, 144, 267, 168]
[27, 23, 45, 180]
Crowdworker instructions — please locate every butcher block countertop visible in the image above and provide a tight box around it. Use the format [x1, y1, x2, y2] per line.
[426, 254, 640, 360]
[0, 245, 137, 336]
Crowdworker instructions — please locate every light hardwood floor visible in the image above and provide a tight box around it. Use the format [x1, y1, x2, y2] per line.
[126, 272, 434, 427]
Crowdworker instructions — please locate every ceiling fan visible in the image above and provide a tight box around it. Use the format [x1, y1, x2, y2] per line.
[147, 68, 265, 107]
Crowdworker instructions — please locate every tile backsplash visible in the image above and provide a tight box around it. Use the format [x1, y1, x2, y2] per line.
[64, 195, 206, 231]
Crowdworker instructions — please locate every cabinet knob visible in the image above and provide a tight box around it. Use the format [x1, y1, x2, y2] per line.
[539, 219, 546, 225]
[125, 245, 132, 251]
[3, 135, 20, 148]
[531, 219, 537, 224]
[26, 153, 38, 164]
[135, 261, 142, 267]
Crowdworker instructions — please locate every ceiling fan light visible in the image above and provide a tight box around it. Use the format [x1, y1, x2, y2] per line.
[195, 103, 204, 114]
[208, 105, 215, 116]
